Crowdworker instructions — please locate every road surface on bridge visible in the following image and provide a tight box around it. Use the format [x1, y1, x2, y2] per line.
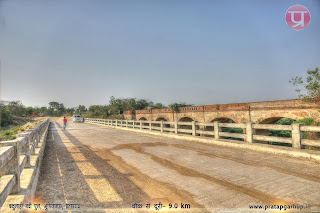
[34, 120, 320, 212]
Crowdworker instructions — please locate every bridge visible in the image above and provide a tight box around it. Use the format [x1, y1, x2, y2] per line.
[0, 101, 320, 212]
[124, 99, 319, 124]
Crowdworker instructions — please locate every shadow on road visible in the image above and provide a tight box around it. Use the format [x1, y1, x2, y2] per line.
[35, 122, 151, 212]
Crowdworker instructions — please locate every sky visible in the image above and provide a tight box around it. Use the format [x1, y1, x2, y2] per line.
[0, 0, 319, 108]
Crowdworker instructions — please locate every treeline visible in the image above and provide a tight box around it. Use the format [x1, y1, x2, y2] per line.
[0, 97, 191, 127]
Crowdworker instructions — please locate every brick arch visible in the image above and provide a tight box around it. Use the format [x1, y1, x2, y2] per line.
[155, 117, 167, 121]
[139, 117, 147, 121]
[136, 114, 152, 121]
[209, 117, 237, 123]
[178, 117, 194, 122]
[256, 113, 300, 124]
[154, 116, 169, 121]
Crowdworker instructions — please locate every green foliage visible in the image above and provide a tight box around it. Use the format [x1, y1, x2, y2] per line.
[7, 101, 26, 116]
[221, 119, 244, 141]
[81, 97, 168, 118]
[294, 117, 320, 140]
[108, 96, 155, 113]
[48, 101, 65, 116]
[269, 118, 295, 138]
[294, 117, 317, 126]
[0, 117, 33, 141]
[66, 107, 76, 115]
[147, 103, 166, 109]
[169, 103, 193, 112]
[75, 105, 87, 115]
[0, 101, 14, 126]
[87, 105, 109, 118]
[290, 67, 320, 102]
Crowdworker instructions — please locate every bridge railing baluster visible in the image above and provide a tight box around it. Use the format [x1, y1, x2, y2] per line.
[86, 117, 320, 150]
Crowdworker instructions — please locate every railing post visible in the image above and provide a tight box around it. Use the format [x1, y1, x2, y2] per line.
[18, 133, 31, 167]
[214, 121, 221, 140]
[133, 120, 135, 129]
[175, 121, 178, 134]
[126, 120, 128, 127]
[160, 121, 164, 132]
[246, 122, 256, 143]
[140, 121, 142, 129]
[192, 121, 196, 136]
[121, 120, 123, 127]
[149, 121, 152, 131]
[116, 119, 118, 127]
[292, 123, 303, 149]
[35, 128, 40, 147]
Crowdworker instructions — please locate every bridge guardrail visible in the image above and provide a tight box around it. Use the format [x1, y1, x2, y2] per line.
[84, 118, 320, 150]
[0, 119, 50, 208]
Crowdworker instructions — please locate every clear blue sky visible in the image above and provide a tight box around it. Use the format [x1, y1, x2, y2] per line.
[0, 0, 319, 108]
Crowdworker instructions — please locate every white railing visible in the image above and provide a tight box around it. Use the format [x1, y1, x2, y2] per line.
[84, 118, 320, 150]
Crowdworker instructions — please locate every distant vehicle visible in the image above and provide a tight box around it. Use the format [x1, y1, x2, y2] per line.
[73, 114, 82, 122]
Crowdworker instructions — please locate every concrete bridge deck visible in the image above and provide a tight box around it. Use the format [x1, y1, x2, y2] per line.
[34, 121, 320, 212]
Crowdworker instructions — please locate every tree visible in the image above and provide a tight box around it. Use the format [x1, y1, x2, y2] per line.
[39, 107, 48, 116]
[154, 103, 166, 109]
[7, 101, 25, 116]
[25, 107, 34, 115]
[48, 101, 65, 116]
[88, 105, 109, 118]
[66, 108, 76, 115]
[0, 101, 13, 126]
[147, 103, 166, 109]
[108, 96, 154, 113]
[76, 105, 87, 115]
[290, 67, 320, 103]
[169, 102, 193, 113]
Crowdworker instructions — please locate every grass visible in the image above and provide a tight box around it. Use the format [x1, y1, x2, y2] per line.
[0, 117, 45, 141]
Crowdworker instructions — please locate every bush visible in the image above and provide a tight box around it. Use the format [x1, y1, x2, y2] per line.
[294, 117, 317, 126]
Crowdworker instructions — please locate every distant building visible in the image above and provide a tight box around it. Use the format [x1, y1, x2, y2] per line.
[30, 112, 39, 117]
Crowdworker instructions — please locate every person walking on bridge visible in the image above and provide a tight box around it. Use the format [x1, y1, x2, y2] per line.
[63, 117, 67, 130]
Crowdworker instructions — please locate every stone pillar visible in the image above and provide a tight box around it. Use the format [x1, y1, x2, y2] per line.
[246, 122, 256, 143]
[292, 123, 303, 149]
[17, 133, 31, 167]
[214, 121, 221, 140]
[0, 140, 21, 193]
[192, 121, 196, 136]
[160, 121, 164, 132]
[31, 134, 36, 155]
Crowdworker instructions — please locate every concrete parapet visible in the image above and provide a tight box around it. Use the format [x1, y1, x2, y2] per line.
[0, 119, 50, 210]
[85, 118, 320, 162]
